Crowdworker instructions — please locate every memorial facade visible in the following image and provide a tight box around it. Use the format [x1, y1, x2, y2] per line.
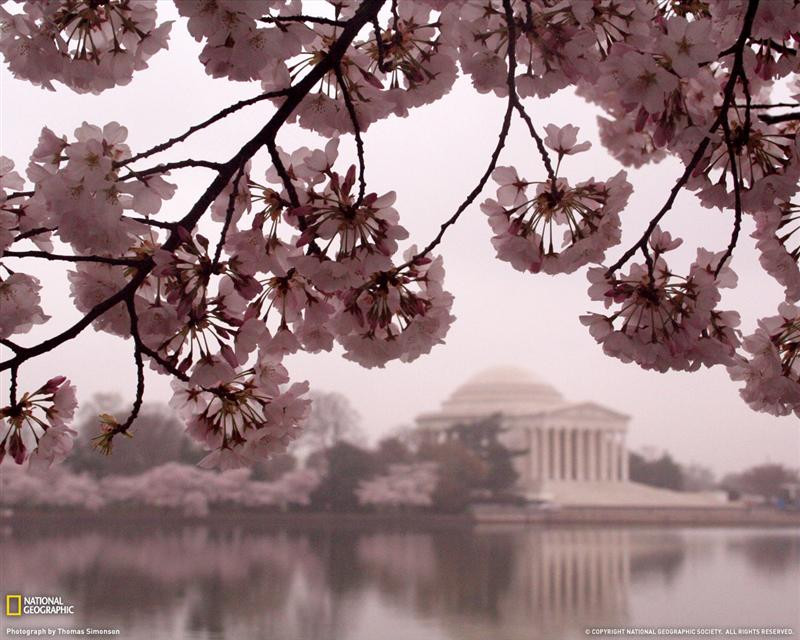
[416, 366, 724, 506]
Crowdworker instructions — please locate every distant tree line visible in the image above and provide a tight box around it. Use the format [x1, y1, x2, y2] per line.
[6, 392, 795, 515]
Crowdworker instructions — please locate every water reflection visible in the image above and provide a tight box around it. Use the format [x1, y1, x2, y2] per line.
[1, 521, 798, 640]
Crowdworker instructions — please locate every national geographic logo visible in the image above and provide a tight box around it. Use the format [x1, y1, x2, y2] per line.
[5, 595, 75, 616]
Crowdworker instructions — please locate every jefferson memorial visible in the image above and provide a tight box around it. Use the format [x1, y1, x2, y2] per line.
[415, 366, 724, 507]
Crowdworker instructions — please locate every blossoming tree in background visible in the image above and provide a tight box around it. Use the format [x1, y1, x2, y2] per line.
[1, 0, 799, 470]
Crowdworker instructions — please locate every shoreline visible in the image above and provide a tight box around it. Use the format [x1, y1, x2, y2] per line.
[4, 506, 800, 530]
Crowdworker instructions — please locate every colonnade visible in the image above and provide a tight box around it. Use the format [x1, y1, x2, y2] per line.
[523, 427, 628, 483]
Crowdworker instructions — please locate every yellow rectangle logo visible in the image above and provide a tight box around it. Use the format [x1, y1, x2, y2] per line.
[5, 594, 22, 616]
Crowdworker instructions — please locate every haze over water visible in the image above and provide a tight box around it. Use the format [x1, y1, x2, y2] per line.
[2, 521, 798, 640]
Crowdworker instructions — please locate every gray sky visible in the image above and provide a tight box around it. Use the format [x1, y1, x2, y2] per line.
[1, 5, 798, 477]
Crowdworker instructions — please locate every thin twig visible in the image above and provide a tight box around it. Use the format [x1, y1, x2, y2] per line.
[407, 0, 519, 263]
[119, 159, 222, 182]
[372, 18, 390, 73]
[213, 165, 246, 267]
[9, 365, 18, 406]
[265, 140, 300, 209]
[513, 100, 557, 185]
[116, 297, 146, 434]
[758, 111, 800, 125]
[335, 64, 367, 207]
[140, 343, 190, 382]
[3, 249, 141, 266]
[259, 15, 346, 27]
[11, 227, 54, 244]
[123, 215, 176, 230]
[121, 89, 290, 166]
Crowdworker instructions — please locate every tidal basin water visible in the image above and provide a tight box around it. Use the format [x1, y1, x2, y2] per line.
[1, 519, 798, 640]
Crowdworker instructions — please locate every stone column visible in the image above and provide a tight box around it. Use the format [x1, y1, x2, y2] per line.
[620, 432, 629, 481]
[585, 430, 594, 481]
[562, 428, 572, 480]
[541, 428, 550, 481]
[575, 429, 584, 481]
[522, 428, 532, 486]
[552, 428, 561, 480]
[598, 431, 608, 481]
[609, 431, 620, 481]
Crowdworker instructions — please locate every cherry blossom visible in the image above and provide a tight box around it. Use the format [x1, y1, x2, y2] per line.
[729, 303, 800, 417]
[581, 249, 738, 372]
[482, 169, 632, 275]
[0, 1, 172, 93]
[0, 273, 49, 339]
[357, 462, 438, 508]
[0, 377, 78, 467]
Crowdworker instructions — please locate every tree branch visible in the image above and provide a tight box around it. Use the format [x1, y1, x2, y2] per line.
[120, 89, 291, 166]
[512, 100, 557, 185]
[758, 111, 800, 125]
[119, 159, 223, 182]
[11, 227, 54, 244]
[408, 0, 518, 263]
[213, 165, 246, 268]
[259, 15, 346, 27]
[2, 249, 141, 266]
[335, 64, 367, 207]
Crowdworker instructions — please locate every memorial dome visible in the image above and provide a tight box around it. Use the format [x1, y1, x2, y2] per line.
[436, 366, 564, 417]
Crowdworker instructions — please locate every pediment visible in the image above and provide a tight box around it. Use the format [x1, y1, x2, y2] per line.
[543, 402, 629, 424]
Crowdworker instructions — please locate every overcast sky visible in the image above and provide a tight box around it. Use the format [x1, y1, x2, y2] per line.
[2, 5, 798, 477]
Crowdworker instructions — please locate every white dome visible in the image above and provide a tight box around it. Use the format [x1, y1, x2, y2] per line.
[438, 366, 564, 416]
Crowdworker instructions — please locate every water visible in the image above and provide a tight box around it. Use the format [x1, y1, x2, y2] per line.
[2, 519, 798, 640]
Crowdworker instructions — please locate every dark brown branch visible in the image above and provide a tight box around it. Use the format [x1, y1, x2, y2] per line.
[122, 215, 176, 230]
[0, 338, 22, 354]
[408, 0, 518, 263]
[715, 83, 747, 277]
[121, 89, 290, 166]
[334, 64, 367, 207]
[758, 111, 800, 125]
[140, 343, 190, 382]
[3, 249, 141, 266]
[9, 365, 18, 406]
[266, 141, 300, 208]
[11, 227, 54, 244]
[118, 297, 145, 434]
[120, 159, 222, 182]
[741, 102, 799, 109]
[5, 190, 33, 199]
[513, 100, 557, 185]
[213, 165, 246, 267]
[259, 15, 345, 27]
[372, 18, 390, 73]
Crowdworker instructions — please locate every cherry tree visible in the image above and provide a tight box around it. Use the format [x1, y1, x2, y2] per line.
[1, 0, 799, 471]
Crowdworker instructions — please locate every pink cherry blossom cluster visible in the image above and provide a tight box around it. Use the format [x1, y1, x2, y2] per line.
[729, 303, 800, 417]
[481, 126, 632, 274]
[0, 376, 78, 467]
[581, 238, 741, 373]
[0, 0, 172, 93]
[176, 0, 311, 83]
[3, 0, 800, 476]
[0, 461, 321, 514]
[356, 461, 438, 508]
[26, 122, 176, 256]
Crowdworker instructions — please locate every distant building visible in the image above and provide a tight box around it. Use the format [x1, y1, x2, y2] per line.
[416, 366, 727, 507]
